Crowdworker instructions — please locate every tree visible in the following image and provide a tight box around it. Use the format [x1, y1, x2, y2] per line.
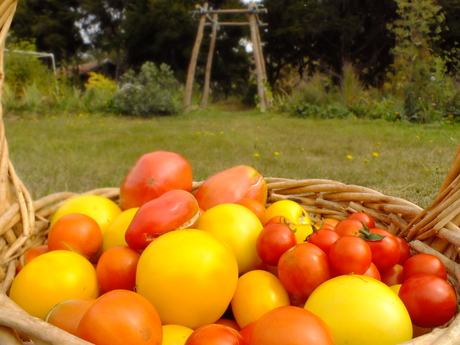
[261, 0, 399, 88]
[11, 0, 86, 63]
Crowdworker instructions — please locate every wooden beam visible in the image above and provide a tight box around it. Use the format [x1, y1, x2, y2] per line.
[248, 6, 266, 113]
[204, 22, 268, 27]
[184, 2, 209, 113]
[201, 13, 218, 110]
[192, 8, 267, 15]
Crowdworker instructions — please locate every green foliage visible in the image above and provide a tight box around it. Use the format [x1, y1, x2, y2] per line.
[112, 62, 184, 116]
[82, 72, 118, 113]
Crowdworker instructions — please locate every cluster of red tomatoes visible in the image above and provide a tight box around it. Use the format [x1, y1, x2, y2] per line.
[257, 211, 458, 331]
[7, 150, 459, 345]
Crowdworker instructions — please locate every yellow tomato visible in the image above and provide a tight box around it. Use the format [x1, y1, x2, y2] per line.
[304, 275, 412, 345]
[102, 207, 139, 251]
[9, 250, 99, 320]
[162, 324, 194, 345]
[136, 229, 239, 329]
[389, 284, 402, 295]
[290, 223, 314, 243]
[196, 203, 263, 275]
[265, 200, 311, 225]
[50, 194, 122, 236]
[231, 270, 290, 329]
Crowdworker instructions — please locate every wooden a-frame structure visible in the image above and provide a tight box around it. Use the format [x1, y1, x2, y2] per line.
[184, 1, 269, 112]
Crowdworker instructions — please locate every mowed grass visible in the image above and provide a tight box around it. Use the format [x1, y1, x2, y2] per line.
[4, 109, 460, 208]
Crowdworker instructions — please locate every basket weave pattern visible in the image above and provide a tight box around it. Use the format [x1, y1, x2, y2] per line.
[1, 2, 460, 344]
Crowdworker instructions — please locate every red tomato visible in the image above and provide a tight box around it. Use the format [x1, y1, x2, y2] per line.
[363, 262, 382, 281]
[403, 253, 447, 280]
[396, 236, 411, 265]
[277, 243, 331, 301]
[249, 306, 335, 345]
[96, 246, 141, 293]
[329, 235, 372, 275]
[361, 227, 400, 272]
[119, 151, 193, 210]
[77, 289, 163, 345]
[381, 264, 404, 286]
[315, 218, 339, 230]
[265, 215, 294, 227]
[47, 213, 102, 260]
[398, 274, 457, 328]
[307, 228, 341, 256]
[185, 324, 245, 345]
[256, 223, 297, 266]
[334, 219, 364, 237]
[347, 212, 376, 228]
[125, 189, 200, 250]
[240, 321, 256, 344]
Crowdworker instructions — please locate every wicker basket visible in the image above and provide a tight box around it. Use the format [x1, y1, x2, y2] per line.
[1, 2, 460, 344]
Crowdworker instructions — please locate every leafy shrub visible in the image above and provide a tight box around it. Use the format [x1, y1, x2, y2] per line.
[112, 62, 184, 116]
[83, 72, 118, 113]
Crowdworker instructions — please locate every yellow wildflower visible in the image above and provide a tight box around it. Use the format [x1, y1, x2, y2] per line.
[372, 152, 379, 157]
[254, 153, 260, 157]
[347, 155, 353, 160]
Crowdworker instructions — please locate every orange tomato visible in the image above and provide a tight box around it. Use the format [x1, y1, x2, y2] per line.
[47, 213, 102, 259]
[46, 298, 96, 336]
[235, 198, 267, 225]
[16, 244, 49, 273]
[249, 306, 335, 345]
[77, 289, 163, 345]
[96, 245, 141, 293]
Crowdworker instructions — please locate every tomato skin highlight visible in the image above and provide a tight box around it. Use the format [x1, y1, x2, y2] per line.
[119, 150, 193, 210]
[277, 242, 331, 300]
[398, 274, 457, 328]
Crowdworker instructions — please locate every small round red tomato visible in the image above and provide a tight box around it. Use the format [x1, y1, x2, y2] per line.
[307, 228, 341, 256]
[249, 306, 335, 345]
[347, 212, 376, 228]
[329, 235, 372, 275]
[398, 274, 457, 328]
[396, 236, 411, 265]
[315, 218, 339, 230]
[256, 223, 296, 266]
[240, 321, 255, 344]
[361, 227, 400, 272]
[265, 215, 294, 227]
[119, 150, 193, 210]
[334, 219, 364, 237]
[185, 324, 245, 345]
[47, 213, 102, 259]
[77, 289, 163, 345]
[403, 253, 447, 281]
[363, 262, 381, 281]
[381, 264, 404, 286]
[96, 245, 141, 293]
[277, 243, 331, 300]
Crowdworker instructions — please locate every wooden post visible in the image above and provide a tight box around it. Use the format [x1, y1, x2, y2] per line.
[252, 15, 269, 108]
[248, 2, 266, 112]
[201, 13, 218, 110]
[184, 2, 209, 113]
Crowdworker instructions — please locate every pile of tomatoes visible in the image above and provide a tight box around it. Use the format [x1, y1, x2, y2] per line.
[7, 150, 459, 345]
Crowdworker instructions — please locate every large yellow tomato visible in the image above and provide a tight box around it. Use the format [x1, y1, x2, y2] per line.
[196, 203, 263, 275]
[50, 194, 122, 235]
[9, 250, 99, 320]
[231, 270, 290, 329]
[304, 275, 412, 345]
[266, 200, 311, 224]
[162, 324, 194, 345]
[136, 229, 239, 329]
[102, 207, 139, 251]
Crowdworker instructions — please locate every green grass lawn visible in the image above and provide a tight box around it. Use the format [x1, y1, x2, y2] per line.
[4, 108, 460, 208]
